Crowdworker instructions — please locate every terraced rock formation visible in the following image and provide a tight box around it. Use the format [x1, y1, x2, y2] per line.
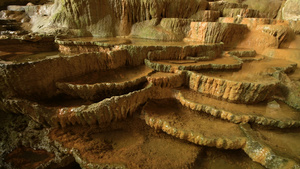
[1, 0, 300, 169]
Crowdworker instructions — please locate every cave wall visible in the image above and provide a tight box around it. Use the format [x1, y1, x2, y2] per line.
[32, 0, 208, 37]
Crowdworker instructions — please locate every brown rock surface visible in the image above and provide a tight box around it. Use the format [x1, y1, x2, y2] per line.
[282, 0, 300, 20]
[187, 22, 248, 47]
[49, 116, 202, 169]
[143, 99, 247, 149]
[1, 0, 300, 169]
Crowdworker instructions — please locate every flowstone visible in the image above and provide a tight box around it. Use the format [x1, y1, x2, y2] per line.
[1, 0, 300, 169]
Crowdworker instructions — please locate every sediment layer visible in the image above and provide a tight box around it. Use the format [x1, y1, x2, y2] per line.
[143, 99, 247, 149]
[0, 52, 127, 99]
[145, 54, 242, 73]
[187, 22, 248, 46]
[186, 70, 278, 103]
[56, 66, 153, 101]
[49, 116, 202, 169]
[176, 89, 300, 128]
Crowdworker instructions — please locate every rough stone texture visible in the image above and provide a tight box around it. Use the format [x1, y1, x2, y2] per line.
[130, 18, 194, 41]
[186, 71, 278, 104]
[289, 20, 300, 34]
[0, 112, 76, 169]
[145, 54, 243, 73]
[147, 71, 185, 88]
[208, 1, 247, 11]
[187, 22, 248, 47]
[49, 116, 202, 169]
[222, 8, 260, 18]
[56, 37, 224, 64]
[189, 10, 220, 22]
[176, 89, 300, 128]
[224, 0, 283, 19]
[282, 0, 300, 20]
[0, 52, 127, 99]
[143, 99, 247, 149]
[256, 24, 295, 47]
[1, 0, 300, 169]
[237, 24, 295, 53]
[31, 0, 208, 36]
[240, 124, 300, 169]
[1, 84, 151, 127]
[227, 49, 256, 57]
[218, 17, 288, 30]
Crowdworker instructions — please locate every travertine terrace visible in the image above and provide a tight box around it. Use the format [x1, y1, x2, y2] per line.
[0, 0, 300, 169]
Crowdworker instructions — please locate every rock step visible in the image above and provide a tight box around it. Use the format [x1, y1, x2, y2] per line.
[189, 10, 221, 22]
[50, 116, 202, 169]
[57, 37, 224, 61]
[143, 99, 247, 149]
[145, 53, 242, 73]
[1, 85, 174, 128]
[2, 84, 150, 127]
[0, 52, 127, 100]
[147, 71, 185, 88]
[186, 57, 297, 103]
[256, 24, 295, 46]
[0, 51, 59, 63]
[176, 89, 300, 128]
[240, 124, 300, 169]
[240, 54, 265, 62]
[222, 8, 260, 18]
[226, 49, 265, 62]
[187, 22, 248, 47]
[218, 17, 287, 29]
[227, 49, 257, 57]
[186, 69, 278, 104]
[56, 65, 153, 101]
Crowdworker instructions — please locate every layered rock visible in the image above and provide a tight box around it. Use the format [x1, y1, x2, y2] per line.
[176, 89, 300, 128]
[56, 65, 153, 101]
[32, 0, 208, 36]
[57, 37, 224, 65]
[186, 71, 278, 104]
[145, 54, 242, 72]
[1, 85, 175, 128]
[0, 34, 56, 52]
[130, 18, 194, 41]
[227, 49, 256, 58]
[187, 22, 248, 47]
[241, 124, 300, 169]
[0, 52, 127, 99]
[146, 71, 185, 88]
[49, 116, 202, 169]
[256, 24, 295, 47]
[222, 8, 260, 18]
[189, 10, 220, 22]
[1, 0, 300, 168]
[143, 99, 247, 149]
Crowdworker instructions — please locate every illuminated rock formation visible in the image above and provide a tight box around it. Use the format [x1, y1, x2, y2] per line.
[1, 0, 300, 169]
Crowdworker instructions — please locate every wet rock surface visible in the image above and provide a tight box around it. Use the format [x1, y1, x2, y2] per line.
[1, 0, 300, 169]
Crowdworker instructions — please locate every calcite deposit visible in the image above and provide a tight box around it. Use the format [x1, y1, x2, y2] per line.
[0, 0, 300, 169]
